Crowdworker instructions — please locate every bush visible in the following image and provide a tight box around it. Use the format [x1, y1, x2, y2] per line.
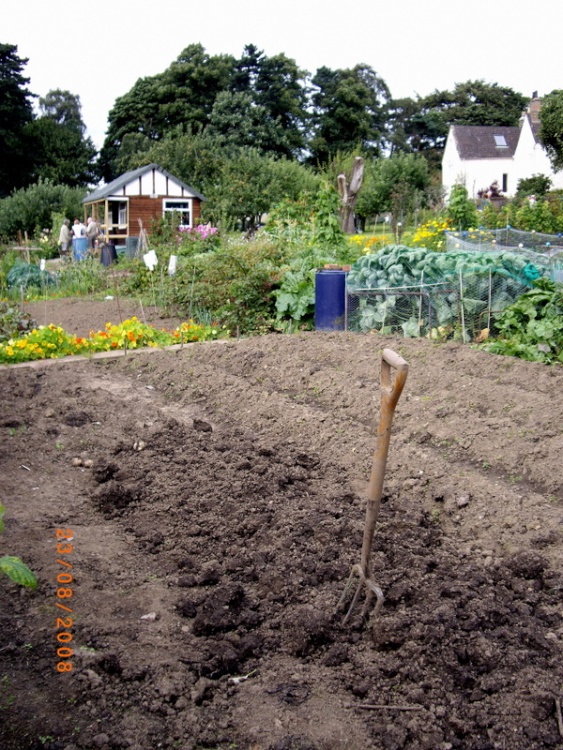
[447, 184, 478, 230]
[0, 180, 85, 241]
[169, 235, 281, 334]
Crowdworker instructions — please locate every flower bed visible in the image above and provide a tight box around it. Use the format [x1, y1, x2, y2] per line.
[0, 317, 223, 364]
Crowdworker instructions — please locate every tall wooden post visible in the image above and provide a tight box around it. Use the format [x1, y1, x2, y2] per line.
[338, 156, 364, 234]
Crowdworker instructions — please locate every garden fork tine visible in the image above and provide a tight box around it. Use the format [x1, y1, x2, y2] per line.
[338, 348, 409, 624]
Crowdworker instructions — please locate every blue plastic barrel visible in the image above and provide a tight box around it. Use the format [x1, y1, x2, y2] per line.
[72, 237, 88, 261]
[314, 269, 347, 331]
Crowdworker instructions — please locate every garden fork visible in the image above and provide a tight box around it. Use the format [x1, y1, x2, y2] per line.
[338, 348, 409, 624]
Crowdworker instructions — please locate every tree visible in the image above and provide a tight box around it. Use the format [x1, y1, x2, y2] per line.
[230, 45, 308, 158]
[206, 91, 292, 154]
[38, 89, 85, 132]
[203, 148, 282, 229]
[539, 90, 563, 172]
[308, 64, 390, 164]
[127, 127, 226, 197]
[0, 43, 35, 196]
[355, 153, 432, 221]
[25, 117, 97, 187]
[387, 81, 527, 160]
[420, 81, 526, 139]
[99, 44, 236, 180]
[249, 51, 308, 158]
[100, 43, 310, 178]
[386, 95, 449, 175]
[515, 174, 552, 199]
[0, 180, 85, 240]
[26, 89, 97, 187]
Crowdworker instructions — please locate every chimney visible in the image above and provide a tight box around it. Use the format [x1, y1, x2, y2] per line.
[529, 93, 541, 124]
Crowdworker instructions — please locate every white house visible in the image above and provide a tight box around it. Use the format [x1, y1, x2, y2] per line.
[442, 94, 563, 200]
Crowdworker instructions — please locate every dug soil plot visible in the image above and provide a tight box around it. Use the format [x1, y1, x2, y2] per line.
[1, 329, 562, 750]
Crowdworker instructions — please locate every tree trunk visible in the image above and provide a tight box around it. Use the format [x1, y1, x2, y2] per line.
[337, 156, 364, 234]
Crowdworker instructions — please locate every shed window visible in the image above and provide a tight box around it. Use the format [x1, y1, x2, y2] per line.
[108, 200, 128, 226]
[163, 199, 191, 227]
[494, 134, 508, 148]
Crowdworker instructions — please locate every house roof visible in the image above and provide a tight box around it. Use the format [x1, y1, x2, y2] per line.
[524, 113, 542, 143]
[82, 163, 205, 203]
[450, 125, 520, 160]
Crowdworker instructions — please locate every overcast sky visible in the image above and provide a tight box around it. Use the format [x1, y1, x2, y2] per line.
[4, 0, 560, 149]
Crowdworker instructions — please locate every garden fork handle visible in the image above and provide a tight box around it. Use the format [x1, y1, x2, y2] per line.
[361, 349, 409, 576]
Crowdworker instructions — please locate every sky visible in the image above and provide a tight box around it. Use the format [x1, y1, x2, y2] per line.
[4, 0, 561, 150]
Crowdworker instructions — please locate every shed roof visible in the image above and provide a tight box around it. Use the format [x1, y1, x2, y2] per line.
[451, 125, 520, 160]
[82, 163, 205, 203]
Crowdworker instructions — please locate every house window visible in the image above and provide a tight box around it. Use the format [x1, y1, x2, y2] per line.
[494, 134, 508, 148]
[502, 174, 508, 193]
[163, 199, 191, 227]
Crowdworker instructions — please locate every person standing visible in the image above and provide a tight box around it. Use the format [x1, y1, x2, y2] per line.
[72, 218, 86, 238]
[85, 216, 100, 252]
[71, 218, 87, 261]
[58, 219, 72, 258]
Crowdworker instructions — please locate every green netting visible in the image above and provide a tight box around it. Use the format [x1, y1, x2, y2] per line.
[445, 228, 563, 272]
[345, 244, 546, 341]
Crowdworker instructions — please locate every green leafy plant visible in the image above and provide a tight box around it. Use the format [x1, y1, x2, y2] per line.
[347, 244, 542, 339]
[0, 302, 36, 342]
[485, 278, 563, 363]
[169, 236, 280, 334]
[0, 504, 37, 589]
[6, 261, 55, 290]
[447, 184, 479, 231]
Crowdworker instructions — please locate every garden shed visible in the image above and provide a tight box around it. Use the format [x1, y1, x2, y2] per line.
[82, 163, 205, 251]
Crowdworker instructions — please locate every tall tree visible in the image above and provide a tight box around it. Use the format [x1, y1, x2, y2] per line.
[250, 51, 308, 157]
[539, 90, 563, 172]
[207, 91, 292, 154]
[387, 96, 448, 154]
[25, 118, 97, 187]
[386, 81, 527, 175]
[38, 89, 85, 132]
[308, 64, 390, 164]
[230, 45, 308, 157]
[419, 80, 527, 136]
[99, 44, 236, 180]
[0, 43, 35, 196]
[26, 89, 97, 186]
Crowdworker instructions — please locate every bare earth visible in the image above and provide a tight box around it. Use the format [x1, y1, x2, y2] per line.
[1, 298, 562, 750]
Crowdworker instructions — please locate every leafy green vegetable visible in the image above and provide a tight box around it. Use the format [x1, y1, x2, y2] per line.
[484, 278, 563, 363]
[7, 261, 54, 290]
[347, 244, 543, 338]
[0, 503, 37, 589]
[0, 556, 38, 589]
